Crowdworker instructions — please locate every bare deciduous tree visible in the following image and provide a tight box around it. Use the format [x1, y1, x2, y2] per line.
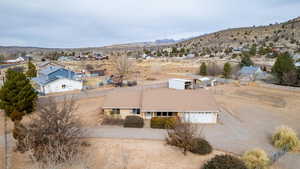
[113, 55, 132, 78]
[24, 97, 83, 164]
[166, 120, 200, 155]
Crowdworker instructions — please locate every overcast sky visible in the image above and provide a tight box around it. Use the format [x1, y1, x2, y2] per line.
[0, 0, 299, 48]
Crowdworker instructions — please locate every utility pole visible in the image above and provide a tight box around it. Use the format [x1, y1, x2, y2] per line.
[2, 75, 8, 169]
[4, 112, 8, 169]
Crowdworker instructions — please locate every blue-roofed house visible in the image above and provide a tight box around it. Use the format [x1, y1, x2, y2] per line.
[292, 53, 300, 61]
[32, 66, 83, 94]
[237, 66, 264, 81]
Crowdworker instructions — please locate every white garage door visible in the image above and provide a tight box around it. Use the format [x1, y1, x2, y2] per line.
[183, 112, 217, 123]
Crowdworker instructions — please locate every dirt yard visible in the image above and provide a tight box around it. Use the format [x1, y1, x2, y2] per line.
[8, 138, 225, 169]
[214, 84, 300, 119]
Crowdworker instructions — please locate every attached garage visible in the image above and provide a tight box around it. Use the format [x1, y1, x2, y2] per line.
[183, 112, 218, 123]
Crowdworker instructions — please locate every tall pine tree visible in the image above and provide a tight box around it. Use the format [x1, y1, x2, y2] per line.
[223, 62, 232, 79]
[26, 61, 37, 78]
[200, 63, 207, 76]
[0, 69, 37, 121]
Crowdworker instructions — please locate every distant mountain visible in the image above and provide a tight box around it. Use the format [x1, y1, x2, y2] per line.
[155, 39, 176, 44]
[1, 16, 299, 57]
[167, 17, 300, 54]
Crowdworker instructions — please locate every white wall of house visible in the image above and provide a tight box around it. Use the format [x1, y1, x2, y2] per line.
[182, 112, 218, 123]
[42, 78, 83, 94]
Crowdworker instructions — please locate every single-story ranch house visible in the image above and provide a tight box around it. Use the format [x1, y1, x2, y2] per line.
[102, 88, 220, 123]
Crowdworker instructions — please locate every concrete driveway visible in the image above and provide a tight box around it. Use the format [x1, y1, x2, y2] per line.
[82, 104, 300, 169]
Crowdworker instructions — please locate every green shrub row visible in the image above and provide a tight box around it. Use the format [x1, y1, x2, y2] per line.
[123, 115, 144, 128]
[151, 117, 178, 129]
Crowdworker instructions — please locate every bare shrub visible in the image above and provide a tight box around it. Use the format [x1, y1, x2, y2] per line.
[272, 125, 299, 151]
[25, 149, 91, 169]
[166, 121, 200, 155]
[24, 97, 83, 164]
[242, 148, 270, 169]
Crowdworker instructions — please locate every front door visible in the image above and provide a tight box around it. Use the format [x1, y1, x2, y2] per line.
[145, 112, 152, 119]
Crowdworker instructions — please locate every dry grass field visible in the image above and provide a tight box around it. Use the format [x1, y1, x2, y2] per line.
[7, 138, 225, 169]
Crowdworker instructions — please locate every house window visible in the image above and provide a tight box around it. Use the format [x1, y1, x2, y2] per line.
[132, 109, 140, 115]
[162, 112, 168, 116]
[111, 108, 120, 115]
[168, 112, 173, 116]
[62, 84, 66, 88]
[157, 112, 161, 116]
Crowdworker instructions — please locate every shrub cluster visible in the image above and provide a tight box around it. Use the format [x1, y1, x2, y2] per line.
[151, 117, 178, 129]
[123, 115, 144, 128]
[102, 115, 124, 126]
[166, 121, 213, 155]
[242, 148, 270, 169]
[203, 154, 247, 169]
[272, 125, 299, 151]
[190, 138, 212, 155]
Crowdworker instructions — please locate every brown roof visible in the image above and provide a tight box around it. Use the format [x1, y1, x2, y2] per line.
[141, 88, 219, 112]
[102, 90, 141, 109]
[102, 88, 219, 112]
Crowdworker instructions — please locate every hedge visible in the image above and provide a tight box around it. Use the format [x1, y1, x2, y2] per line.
[123, 115, 144, 128]
[203, 154, 247, 169]
[151, 117, 178, 129]
[190, 138, 212, 155]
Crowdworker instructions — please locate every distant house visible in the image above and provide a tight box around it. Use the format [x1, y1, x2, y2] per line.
[237, 66, 264, 81]
[37, 61, 65, 69]
[32, 66, 83, 94]
[102, 88, 220, 123]
[5, 56, 27, 63]
[185, 54, 195, 58]
[87, 69, 106, 77]
[57, 56, 74, 62]
[295, 62, 300, 68]
[293, 54, 300, 61]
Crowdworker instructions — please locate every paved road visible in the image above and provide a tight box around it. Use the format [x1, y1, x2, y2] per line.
[38, 81, 168, 103]
[83, 126, 167, 140]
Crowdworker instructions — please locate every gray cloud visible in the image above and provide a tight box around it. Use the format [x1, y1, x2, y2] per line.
[0, 0, 299, 48]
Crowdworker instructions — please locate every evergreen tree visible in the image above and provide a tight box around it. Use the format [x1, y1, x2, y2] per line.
[272, 52, 296, 85]
[26, 61, 37, 78]
[223, 62, 232, 79]
[0, 69, 37, 121]
[0, 69, 37, 150]
[200, 63, 207, 76]
[240, 55, 254, 67]
[249, 44, 257, 56]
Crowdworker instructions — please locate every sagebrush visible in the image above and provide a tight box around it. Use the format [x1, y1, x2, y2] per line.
[242, 148, 270, 169]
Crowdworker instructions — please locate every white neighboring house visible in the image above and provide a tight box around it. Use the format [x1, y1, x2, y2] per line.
[5, 56, 25, 63]
[32, 66, 83, 94]
[36, 77, 83, 94]
[168, 78, 192, 90]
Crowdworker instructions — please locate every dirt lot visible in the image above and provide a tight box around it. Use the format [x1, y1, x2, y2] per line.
[1, 75, 300, 169]
[7, 138, 225, 169]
